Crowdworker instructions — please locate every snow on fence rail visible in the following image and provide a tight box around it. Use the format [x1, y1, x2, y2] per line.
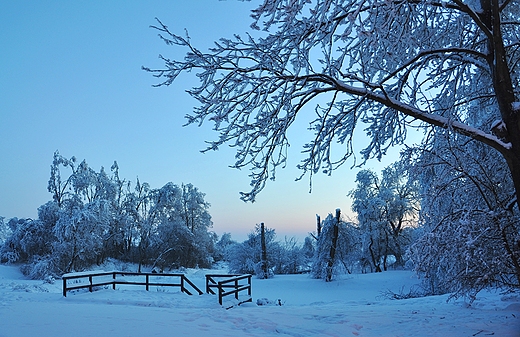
[205, 274, 252, 307]
[62, 271, 203, 297]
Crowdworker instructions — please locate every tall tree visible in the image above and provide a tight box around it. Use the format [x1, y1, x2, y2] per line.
[312, 210, 359, 280]
[350, 163, 419, 270]
[145, 0, 520, 209]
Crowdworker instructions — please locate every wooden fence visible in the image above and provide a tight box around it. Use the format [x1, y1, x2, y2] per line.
[62, 271, 203, 297]
[205, 274, 252, 306]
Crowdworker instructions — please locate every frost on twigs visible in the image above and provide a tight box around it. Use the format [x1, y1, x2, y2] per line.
[145, 0, 520, 201]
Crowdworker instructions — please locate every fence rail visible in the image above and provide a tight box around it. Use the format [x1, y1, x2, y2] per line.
[205, 274, 252, 307]
[62, 271, 203, 297]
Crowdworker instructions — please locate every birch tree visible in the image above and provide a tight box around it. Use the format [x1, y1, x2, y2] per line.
[145, 0, 520, 209]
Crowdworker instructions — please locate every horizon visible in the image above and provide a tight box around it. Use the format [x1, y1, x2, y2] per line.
[0, 1, 404, 242]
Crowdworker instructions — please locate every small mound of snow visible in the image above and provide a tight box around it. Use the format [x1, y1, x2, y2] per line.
[504, 303, 520, 312]
[11, 282, 49, 293]
[256, 298, 283, 306]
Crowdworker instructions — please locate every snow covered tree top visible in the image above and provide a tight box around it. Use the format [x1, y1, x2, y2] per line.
[145, 0, 519, 202]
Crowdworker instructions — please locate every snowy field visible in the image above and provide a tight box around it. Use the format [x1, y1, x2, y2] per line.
[0, 265, 519, 337]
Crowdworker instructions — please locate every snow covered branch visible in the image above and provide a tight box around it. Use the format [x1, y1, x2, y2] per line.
[146, 0, 519, 202]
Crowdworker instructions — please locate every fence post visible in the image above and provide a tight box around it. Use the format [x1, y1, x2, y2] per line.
[235, 278, 239, 300]
[112, 272, 116, 290]
[247, 275, 251, 297]
[146, 274, 149, 291]
[89, 275, 93, 293]
[63, 277, 67, 297]
[218, 281, 223, 305]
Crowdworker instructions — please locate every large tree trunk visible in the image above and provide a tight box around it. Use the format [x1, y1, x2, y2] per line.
[480, 0, 520, 284]
[483, 0, 520, 211]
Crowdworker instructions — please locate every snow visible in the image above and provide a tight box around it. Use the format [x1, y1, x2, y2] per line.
[512, 102, 520, 113]
[1, 265, 519, 336]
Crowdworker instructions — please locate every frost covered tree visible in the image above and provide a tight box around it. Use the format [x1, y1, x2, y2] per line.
[213, 232, 236, 262]
[227, 224, 278, 278]
[273, 236, 306, 274]
[312, 209, 359, 280]
[0, 217, 12, 246]
[179, 183, 212, 234]
[0, 206, 59, 278]
[350, 163, 419, 271]
[406, 124, 520, 297]
[2, 152, 216, 278]
[122, 177, 152, 271]
[302, 235, 316, 265]
[226, 225, 306, 276]
[146, 1, 520, 210]
[1, 218, 40, 264]
[46, 153, 122, 273]
[48, 151, 76, 207]
[147, 182, 215, 269]
[100, 162, 131, 261]
[53, 197, 111, 273]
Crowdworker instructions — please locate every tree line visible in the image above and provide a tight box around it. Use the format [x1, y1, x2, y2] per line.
[222, 163, 419, 282]
[0, 151, 216, 279]
[1, 146, 518, 301]
[220, 145, 519, 300]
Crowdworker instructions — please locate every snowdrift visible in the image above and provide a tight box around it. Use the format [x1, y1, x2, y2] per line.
[0, 265, 519, 336]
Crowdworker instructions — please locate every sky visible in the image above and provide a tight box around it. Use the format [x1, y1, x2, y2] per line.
[0, 1, 405, 241]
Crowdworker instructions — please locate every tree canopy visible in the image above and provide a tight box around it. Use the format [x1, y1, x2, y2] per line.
[145, 0, 519, 205]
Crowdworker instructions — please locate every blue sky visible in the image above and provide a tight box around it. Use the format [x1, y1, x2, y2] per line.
[0, 1, 402, 241]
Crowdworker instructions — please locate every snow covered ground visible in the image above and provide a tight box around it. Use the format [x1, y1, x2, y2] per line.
[1, 264, 519, 336]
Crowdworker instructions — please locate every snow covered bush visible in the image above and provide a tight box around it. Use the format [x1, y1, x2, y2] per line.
[271, 237, 306, 275]
[20, 255, 58, 280]
[407, 124, 520, 298]
[0, 213, 56, 266]
[226, 241, 258, 275]
[226, 224, 308, 277]
[213, 232, 236, 263]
